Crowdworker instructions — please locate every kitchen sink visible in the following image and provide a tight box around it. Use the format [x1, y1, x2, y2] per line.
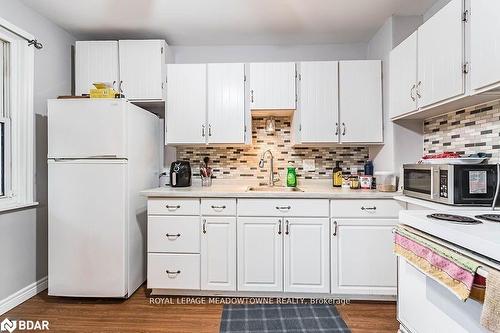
[246, 186, 304, 192]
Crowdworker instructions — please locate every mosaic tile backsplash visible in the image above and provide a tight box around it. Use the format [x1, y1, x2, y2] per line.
[423, 101, 500, 162]
[176, 117, 369, 180]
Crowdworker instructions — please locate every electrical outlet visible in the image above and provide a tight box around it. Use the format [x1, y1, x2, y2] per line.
[302, 159, 315, 172]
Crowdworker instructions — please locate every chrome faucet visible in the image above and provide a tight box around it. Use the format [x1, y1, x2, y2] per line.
[259, 149, 277, 186]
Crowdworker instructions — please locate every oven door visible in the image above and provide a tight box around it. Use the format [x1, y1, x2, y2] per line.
[453, 165, 497, 206]
[403, 165, 440, 201]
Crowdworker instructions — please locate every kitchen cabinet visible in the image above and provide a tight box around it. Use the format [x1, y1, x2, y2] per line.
[389, 32, 418, 118]
[296, 61, 339, 143]
[75, 41, 119, 96]
[237, 217, 283, 292]
[470, 0, 500, 93]
[284, 218, 330, 293]
[331, 219, 397, 295]
[165, 64, 207, 144]
[417, 0, 464, 108]
[339, 60, 383, 143]
[118, 40, 166, 100]
[250, 62, 296, 110]
[207, 63, 246, 144]
[201, 216, 236, 291]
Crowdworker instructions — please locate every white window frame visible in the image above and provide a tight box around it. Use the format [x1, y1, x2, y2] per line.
[0, 17, 36, 212]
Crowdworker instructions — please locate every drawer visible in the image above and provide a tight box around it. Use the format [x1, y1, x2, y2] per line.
[147, 253, 200, 290]
[238, 199, 329, 217]
[331, 199, 403, 218]
[148, 216, 200, 253]
[201, 198, 236, 216]
[148, 198, 200, 215]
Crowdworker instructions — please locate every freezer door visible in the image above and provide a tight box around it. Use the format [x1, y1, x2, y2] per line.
[48, 99, 128, 159]
[48, 160, 128, 297]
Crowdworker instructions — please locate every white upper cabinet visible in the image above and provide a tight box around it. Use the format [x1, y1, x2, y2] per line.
[284, 218, 330, 293]
[207, 63, 246, 144]
[389, 32, 418, 119]
[417, 0, 464, 108]
[75, 41, 119, 96]
[470, 0, 500, 93]
[166, 64, 207, 145]
[339, 60, 383, 143]
[297, 61, 339, 143]
[250, 62, 296, 110]
[118, 40, 166, 100]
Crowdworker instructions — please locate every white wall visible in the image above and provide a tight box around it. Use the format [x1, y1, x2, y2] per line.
[0, 0, 76, 308]
[172, 43, 367, 63]
[424, 0, 452, 22]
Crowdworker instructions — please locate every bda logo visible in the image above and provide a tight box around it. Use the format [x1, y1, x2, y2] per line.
[0, 318, 16, 333]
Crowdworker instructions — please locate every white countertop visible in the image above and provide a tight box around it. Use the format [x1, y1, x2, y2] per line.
[394, 195, 491, 211]
[399, 210, 500, 263]
[141, 180, 400, 199]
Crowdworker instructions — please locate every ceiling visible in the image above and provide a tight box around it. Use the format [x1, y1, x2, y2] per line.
[21, 0, 438, 45]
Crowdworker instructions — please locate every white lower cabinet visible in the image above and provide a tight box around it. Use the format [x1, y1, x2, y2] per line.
[237, 217, 283, 292]
[284, 218, 330, 293]
[331, 219, 397, 295]
[201, 217, 236, 291]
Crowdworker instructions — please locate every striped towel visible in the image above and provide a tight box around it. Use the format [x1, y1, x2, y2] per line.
[394, 225, 481, 301]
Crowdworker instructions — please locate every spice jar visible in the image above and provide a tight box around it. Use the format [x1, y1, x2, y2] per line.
[350, 176, 360, 189]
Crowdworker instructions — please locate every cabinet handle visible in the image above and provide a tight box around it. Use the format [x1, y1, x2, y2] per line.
[333, 221, 338, 236]
[208, 124, 212, 137]
[275, 206, 291, 211]
[202, 124, 206, 137]
[202, 219, 207, 234]
[416, 81, 422, 98]
[342, 123, 346, 136]
[166, 205, 181, 210]
[112, 80, 116, 91]
[285, 220, 290, 235]
[119, 80, 123, 93]
[165, 233, 181, 239]
[278, 219, 282, 235]
[361, 206, 377, 211]
[211, 205, 226, 211]
[165, 270, 181, 278]
[410, 84, 416, 101]
[250, 90, 254, 103]
[335, 122, 339, 135]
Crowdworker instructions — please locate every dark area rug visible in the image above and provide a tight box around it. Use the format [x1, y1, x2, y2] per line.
[219, 303, 351, 332]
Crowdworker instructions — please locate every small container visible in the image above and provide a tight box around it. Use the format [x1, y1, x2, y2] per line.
[364, 160, 374, 176]
[286, 162, 297, 187]
[201, 175, 212, 187]
[342, 174, 351, 189]
[332, 161, 343, 187]
[375, 171, 397, 192]
[359, 176, 373, 189]
[350, 176, 360, 189]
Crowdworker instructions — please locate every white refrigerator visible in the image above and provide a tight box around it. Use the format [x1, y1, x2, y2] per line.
[47, 99, 160, 297]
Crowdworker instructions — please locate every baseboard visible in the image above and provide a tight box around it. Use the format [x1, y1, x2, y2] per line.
[0, 276, 48, 315]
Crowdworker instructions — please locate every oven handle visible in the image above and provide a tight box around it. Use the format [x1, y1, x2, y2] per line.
[492, 163, 500, 211]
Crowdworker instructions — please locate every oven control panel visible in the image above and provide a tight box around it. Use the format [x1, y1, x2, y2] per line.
[440, 170, 448, 198]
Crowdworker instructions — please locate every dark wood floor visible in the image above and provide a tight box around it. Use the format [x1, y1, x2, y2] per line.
[1, 285, 399, 332]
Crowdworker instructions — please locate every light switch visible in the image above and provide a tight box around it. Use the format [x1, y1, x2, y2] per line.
[302, 159, 315, 171]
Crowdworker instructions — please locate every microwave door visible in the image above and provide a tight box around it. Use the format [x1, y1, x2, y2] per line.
[404, 168, 432, 200]
[454, 165, 498, 206]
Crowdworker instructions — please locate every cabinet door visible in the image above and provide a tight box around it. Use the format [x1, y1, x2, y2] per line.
[470, 0, 500, 92]
[389, 32, 418, 118]
[166, 64, 207, 144]
[331, 219, 397, 295]
[237, 217, 283, 292]
[284, 218, 330, 293]
[201, 217, 236, 291]
[298, 61, 339, 143]
[207, 63, 245, 144]
[119, 40, 165, 100]
[417, 0, 464, 108]
[75, 41, 119, 96]
[339, 61, 383, 143]
[250, 62, 296, 110]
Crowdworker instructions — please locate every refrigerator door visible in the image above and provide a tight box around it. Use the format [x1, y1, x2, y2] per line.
[48, 99, 128, 159]
[48, 159, 128, 297]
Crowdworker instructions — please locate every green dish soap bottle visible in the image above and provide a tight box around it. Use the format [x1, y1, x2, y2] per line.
[287, 162, 297, 187]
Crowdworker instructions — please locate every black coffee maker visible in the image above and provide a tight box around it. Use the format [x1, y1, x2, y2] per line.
[170, 161, 192, 187]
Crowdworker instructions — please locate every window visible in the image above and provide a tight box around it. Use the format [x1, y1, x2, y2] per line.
[0, 18, 36, 211]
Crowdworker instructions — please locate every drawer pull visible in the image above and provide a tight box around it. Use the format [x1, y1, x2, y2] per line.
[166, 270, 181, 278]
[361, 206, 377, 211]
[166, 205, 181, 211]
[333, 221, 338, 236]
[211, 205, 226, 211]
[165, 233, 181, 239]
[285, 220, 290, 235]
[276, 206, 291, 211]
